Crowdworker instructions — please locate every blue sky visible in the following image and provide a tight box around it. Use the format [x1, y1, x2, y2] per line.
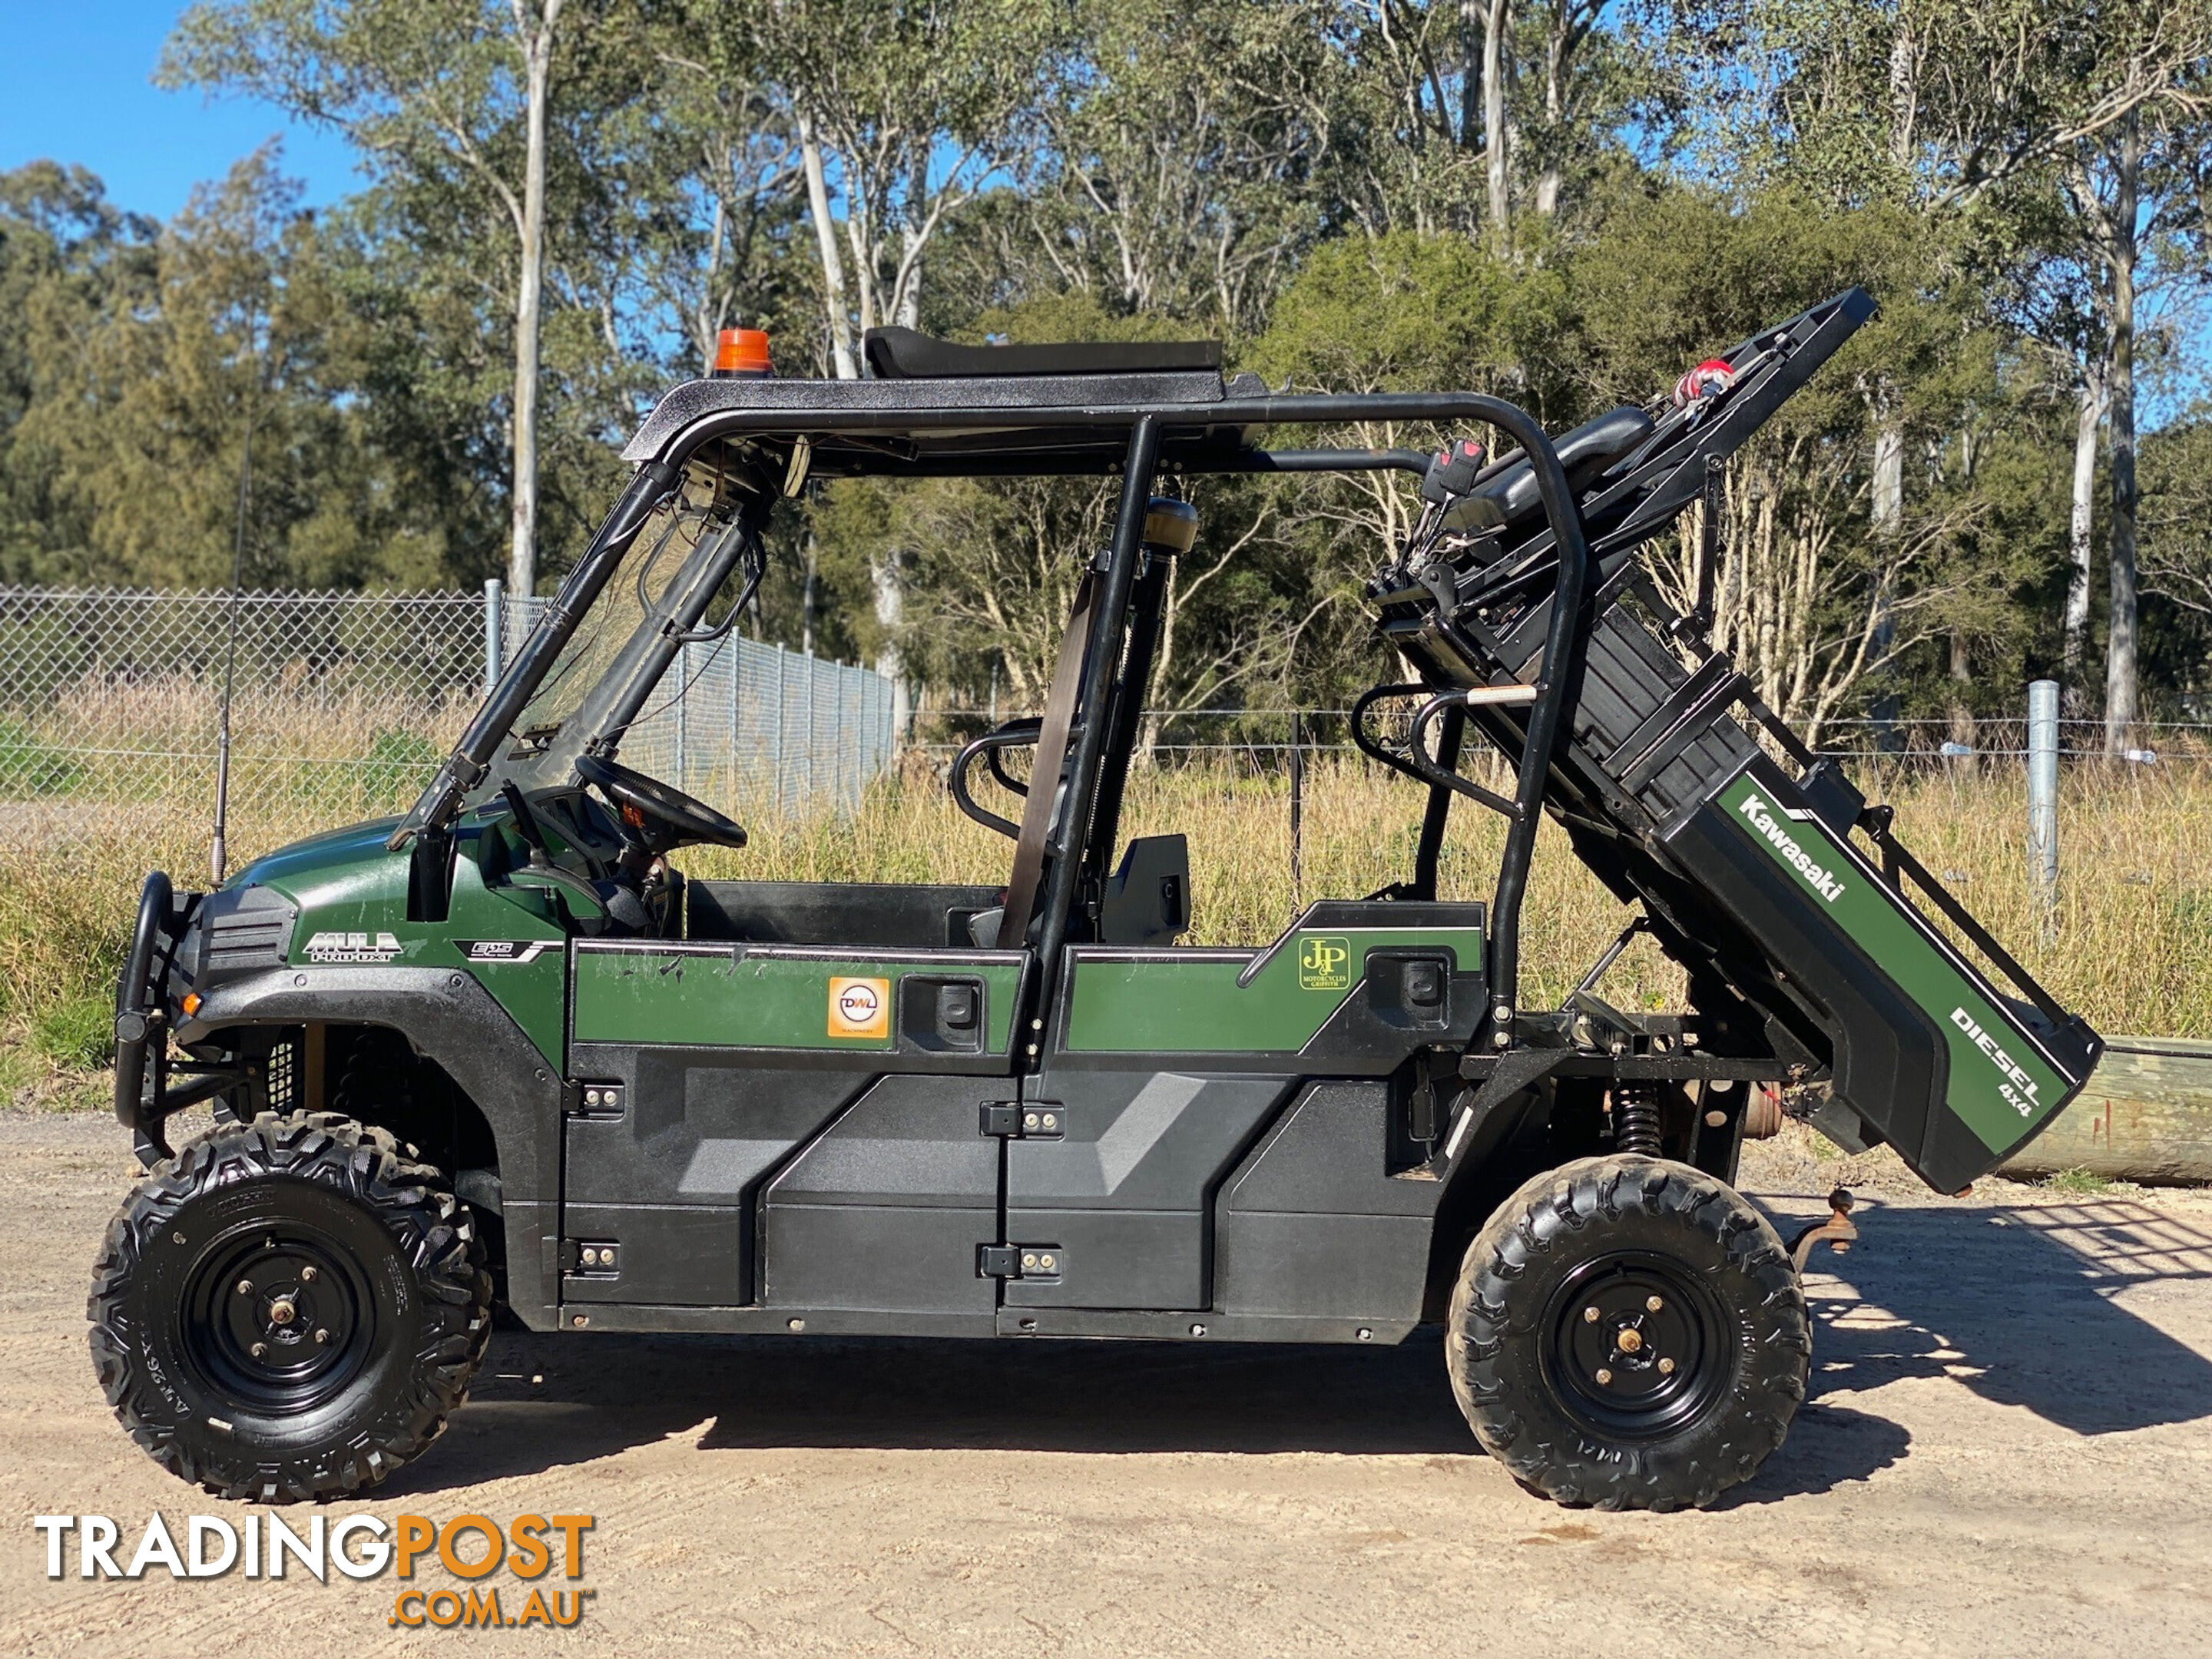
[0, 3, 357, 218]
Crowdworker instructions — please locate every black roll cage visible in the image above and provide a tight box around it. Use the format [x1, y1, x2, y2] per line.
[392, 384, 1598, 1060]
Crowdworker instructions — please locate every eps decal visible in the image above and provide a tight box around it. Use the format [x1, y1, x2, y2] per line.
[457, 939, 557, 965]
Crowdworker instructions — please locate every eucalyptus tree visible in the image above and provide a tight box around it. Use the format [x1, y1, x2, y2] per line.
[160, 0, 652, 598]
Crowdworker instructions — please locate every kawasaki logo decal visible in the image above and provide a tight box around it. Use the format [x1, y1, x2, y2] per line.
[1737, 792, 1845, 903]
[304, 930, 401, 964]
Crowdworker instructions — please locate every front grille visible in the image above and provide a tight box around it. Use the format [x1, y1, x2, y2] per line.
[196, 886, 298, 979]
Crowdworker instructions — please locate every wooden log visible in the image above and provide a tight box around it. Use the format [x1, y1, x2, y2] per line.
[2000, 1037, 2212, 1186]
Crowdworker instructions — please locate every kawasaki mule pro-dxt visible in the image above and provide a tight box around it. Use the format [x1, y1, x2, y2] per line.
[100, 294, 2098, 1509]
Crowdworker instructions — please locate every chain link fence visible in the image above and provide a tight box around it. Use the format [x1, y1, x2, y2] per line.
[0, 584, 895, 859]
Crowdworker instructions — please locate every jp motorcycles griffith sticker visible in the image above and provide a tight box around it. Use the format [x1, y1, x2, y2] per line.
[457, 940, 557, 965]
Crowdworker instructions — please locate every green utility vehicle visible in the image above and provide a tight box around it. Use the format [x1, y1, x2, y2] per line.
[98, 294, 2099, 1510]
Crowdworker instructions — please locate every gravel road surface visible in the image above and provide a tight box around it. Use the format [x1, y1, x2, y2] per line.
[6, 1110, 2210, 1657]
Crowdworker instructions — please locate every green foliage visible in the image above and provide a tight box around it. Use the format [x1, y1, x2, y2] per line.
[0, 718, 84, 797]
[359, 726, 442, 793]
[2039, 1167, 2112, 1195]
[0, 0, 2201, 730]
[31, 994, 113, 1070]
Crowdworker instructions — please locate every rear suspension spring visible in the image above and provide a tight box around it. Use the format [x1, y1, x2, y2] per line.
[1612, 1083, 1663, 1157]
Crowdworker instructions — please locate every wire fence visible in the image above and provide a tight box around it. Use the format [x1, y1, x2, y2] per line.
[0, 583, 896, 856]
[909, 707, 2208, 772]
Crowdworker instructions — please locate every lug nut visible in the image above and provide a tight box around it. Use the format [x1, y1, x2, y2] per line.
[1646, 1295, 1664, 1313]
[300, 1265, 317, 1283]
[1583, 1306, 1600, 1323]
[1595, 1367, 1613, 1385]
[314, 1328, 329, 1345]
[1658, 1357, 1676, 1375]
[250, 1342, 268, 1359]
[236, 1279, 253, 1296]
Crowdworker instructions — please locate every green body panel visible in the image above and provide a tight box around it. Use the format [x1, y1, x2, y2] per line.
[243, 816, 568, 1068]
[571, 943, 1023, 1053]
[1064, 926, 1485, 1054]
[1718, 774, 2068, 1153]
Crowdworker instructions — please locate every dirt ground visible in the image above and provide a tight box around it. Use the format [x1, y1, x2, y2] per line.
[5, 1109, 2210, 1657]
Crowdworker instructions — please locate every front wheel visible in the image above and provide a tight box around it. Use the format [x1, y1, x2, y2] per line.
[88, 1111, 492, 1502]
[1446, 1155, 1809, 1511]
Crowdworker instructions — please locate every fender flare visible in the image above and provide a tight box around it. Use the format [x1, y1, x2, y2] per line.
[178, 965, 565, 1323]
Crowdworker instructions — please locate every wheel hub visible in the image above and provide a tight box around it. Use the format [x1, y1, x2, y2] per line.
[1547, 1254, 1724, 1439]
[185, 1230, 370, 1413]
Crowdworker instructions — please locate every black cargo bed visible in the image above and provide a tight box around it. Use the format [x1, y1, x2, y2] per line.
[1370, 291, 2101, 1193]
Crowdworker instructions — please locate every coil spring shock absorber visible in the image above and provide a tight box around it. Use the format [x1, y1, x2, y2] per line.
[1612, 1082, 1663, 1157]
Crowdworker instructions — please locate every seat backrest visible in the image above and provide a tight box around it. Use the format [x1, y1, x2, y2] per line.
[1098, 834, 1190, 945]
[1445, 406, 1657, 534]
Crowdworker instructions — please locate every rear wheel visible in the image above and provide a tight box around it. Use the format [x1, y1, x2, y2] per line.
[88, 1111, 491, 1502]
[1446, 1154, 1808, 1510]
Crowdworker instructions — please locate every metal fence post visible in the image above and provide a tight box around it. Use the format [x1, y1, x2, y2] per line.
[2028, 678, 2059, 940]
[774, 644, 789, 817]
[482, 578, 503, 693]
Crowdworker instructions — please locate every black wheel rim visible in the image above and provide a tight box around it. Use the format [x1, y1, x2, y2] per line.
[178, 1220, 377, 1416]
[1542, 1251, 1729, 1441]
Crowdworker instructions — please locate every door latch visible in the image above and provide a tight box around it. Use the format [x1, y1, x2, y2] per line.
[977, 1243, 1064, 1280]
[979, 1101, 1063, 1138]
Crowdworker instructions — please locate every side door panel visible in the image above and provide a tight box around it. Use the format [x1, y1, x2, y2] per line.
[763, 1075, 1003, 1320]
[563, 938, 1022, 1312]
[1002, 1069, 1288, 1310]
[1013, 905, 1487, 1313]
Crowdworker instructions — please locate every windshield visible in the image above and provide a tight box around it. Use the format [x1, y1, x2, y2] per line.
[502, 461, 738, 763]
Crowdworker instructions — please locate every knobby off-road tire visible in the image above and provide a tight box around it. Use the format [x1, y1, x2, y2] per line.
[88, 1111, 492, 1502]
[1446, 1155, 1809, 1511]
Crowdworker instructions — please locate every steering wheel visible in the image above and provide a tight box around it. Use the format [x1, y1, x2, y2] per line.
[573, 753, 747, 853]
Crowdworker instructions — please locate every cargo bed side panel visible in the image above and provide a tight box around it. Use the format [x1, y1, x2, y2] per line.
[1661, 757, 2098, 1191]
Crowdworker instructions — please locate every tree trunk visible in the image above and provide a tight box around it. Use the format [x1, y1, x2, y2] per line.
[1482, 0, 1511, 255]
[506, 0, 560, 600]
[2065, 369, 2104, 715]
[1871, 422, 1903, 534]
[873, 551, 909, 745]
[798, 111, 859, 381]
[1886, 18, 1917, 173]
[1536, 3, 1565, 217]
[1949, 631, 1974, 750]
[801, 534, 820, 658]
[2103, 114, 2141, 760]
[1458, 0, 1482, 150]
[896, 151, 928, 329]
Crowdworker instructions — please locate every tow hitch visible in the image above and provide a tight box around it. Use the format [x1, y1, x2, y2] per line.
[1789, 1187, 1859, 1273]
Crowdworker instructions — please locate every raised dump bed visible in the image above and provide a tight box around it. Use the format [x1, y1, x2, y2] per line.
[1369, 289, 2101, 1194]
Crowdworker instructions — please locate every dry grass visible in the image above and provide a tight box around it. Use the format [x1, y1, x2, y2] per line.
[7, 746, 2210, 1048]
